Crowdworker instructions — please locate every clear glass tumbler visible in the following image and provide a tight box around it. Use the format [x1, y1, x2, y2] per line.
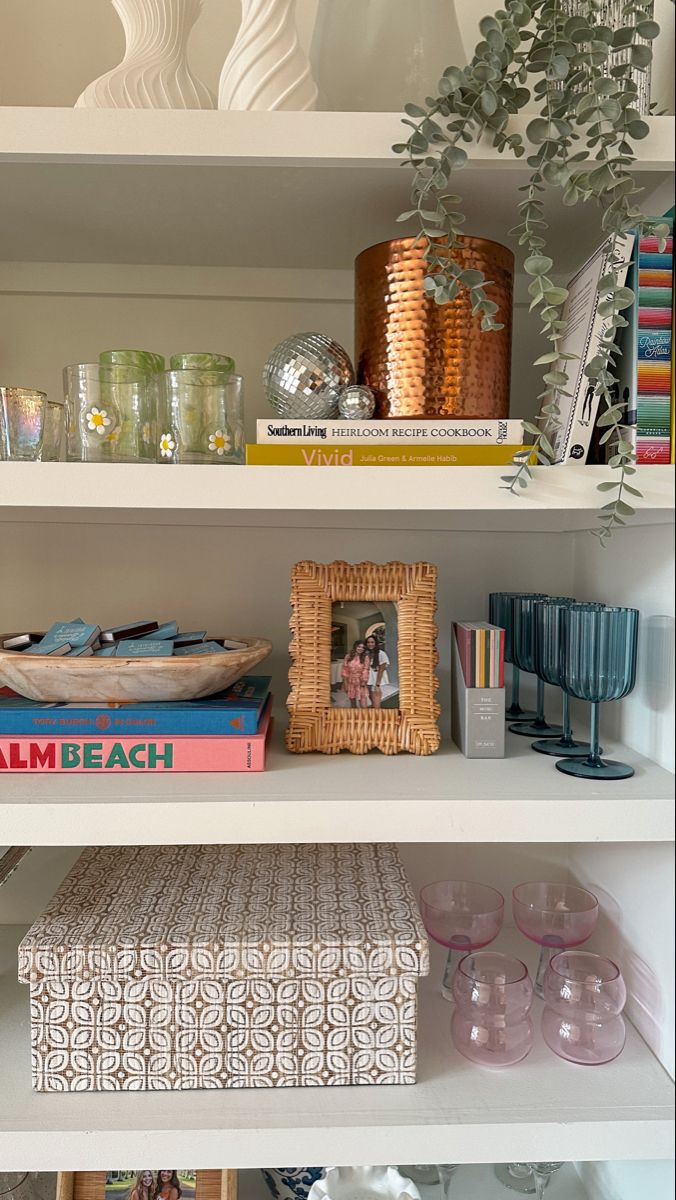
[542, 950, 626, 1065]
[155, 369, 245, 464]
[170, 352, 236, 372]
[0, 387, 46, 460]
[64, 363, 152, 463]
[451, 951, 534, 1068]
[40, 398, 66, 461]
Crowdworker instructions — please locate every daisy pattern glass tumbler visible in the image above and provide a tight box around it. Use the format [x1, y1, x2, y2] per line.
[512, 881, 599, 999]
[451, 952, 534, 1068]
[542, 951, 626, 1064]
[556, 604, 639, 781]
[531, 597, 597, 757]
[509, 594, 566, 739]
[420, 880, 504, 1002]
[64, 363, 151, 462]
[155, 369, 245, 464]
[488, 592, 540, 721]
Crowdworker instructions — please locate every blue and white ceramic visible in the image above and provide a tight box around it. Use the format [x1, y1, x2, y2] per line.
[261, 1169, 325, 1200]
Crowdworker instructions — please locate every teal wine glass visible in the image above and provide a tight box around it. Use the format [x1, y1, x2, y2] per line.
[557, 605, 639, 781]
[488, 591, 544, 721]
[509, 595, 566, 738]
[531, 599, 603, 757]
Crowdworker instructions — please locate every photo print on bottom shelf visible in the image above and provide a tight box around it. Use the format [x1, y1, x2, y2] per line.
[105, 1175, 196, 1200]
[287, 560, 440, 755]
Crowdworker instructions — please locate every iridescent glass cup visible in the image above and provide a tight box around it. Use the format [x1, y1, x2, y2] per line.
[420, 880, 504, 1002]
[531, 598, 602, 757]
[40, 398, 66, 461]
[512, 881, 599, 998]
[557, 605, 639, 781]
[509, 595, 566, 738]
[0, 388, 46, 461]
[542, 951, 626, 1064]
[488, 591, 543, 720]
[451, 952, 534, 1068]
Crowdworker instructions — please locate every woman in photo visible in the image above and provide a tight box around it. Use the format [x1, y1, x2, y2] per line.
[155, 1174, 182, 1200]
[129, 1174, 154, 1200]
[366, 633, 390, 709]
[341, 639, 370, 708]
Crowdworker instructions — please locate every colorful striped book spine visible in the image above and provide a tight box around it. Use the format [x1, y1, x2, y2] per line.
[454, 623, 505, 689]
[637, 223, 673, 464]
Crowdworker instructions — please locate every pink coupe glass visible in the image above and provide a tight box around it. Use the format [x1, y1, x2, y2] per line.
[542, 951, 626, 1064]
[512, 881, 599, 998]
[420, 880, 505, 1001]
[451, 952, 534, 1068]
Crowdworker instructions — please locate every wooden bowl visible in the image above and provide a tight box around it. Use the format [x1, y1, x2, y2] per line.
[0, 634, 272, 702]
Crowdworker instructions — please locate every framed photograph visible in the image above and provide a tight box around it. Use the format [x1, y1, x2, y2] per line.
[287, 560, 440, 755]
[60, 1174, 235, 1200]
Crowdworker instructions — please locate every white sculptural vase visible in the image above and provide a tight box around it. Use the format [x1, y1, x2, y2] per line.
[219, 0, 317, 111]
[76, 0, 214, 109]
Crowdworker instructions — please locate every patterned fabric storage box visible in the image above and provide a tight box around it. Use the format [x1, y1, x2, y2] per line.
[18, 842, 429, 1092]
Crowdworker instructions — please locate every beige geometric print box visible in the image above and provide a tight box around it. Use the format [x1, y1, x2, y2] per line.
[18, 843, 429, 1091]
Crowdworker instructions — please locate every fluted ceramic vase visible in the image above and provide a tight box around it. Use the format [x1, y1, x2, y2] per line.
[219, 0, 317, 111]
[76, 0, 214, 109]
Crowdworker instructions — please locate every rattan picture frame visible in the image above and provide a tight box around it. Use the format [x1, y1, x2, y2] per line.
[287, 560, 440, 755]
[60, 1173, 236, 1200]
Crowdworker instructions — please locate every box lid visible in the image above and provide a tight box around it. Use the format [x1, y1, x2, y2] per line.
[18, 843, 429, 984]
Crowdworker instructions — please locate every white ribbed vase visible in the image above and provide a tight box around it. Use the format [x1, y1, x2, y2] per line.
[219, 0, 317, 111]
[76, 0, 214, 109]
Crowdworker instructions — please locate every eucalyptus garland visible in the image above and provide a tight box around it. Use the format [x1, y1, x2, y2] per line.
[394, 0, 669, 543]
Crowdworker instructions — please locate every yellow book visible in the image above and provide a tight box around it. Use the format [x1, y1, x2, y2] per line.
[246, 443, 532, 467]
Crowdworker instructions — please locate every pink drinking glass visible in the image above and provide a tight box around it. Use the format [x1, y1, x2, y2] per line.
[542, 951, 627, 1065]
[512, 881, 599, 998]
[451, 952, 534, 1068]
[420, 880, 505, 1001]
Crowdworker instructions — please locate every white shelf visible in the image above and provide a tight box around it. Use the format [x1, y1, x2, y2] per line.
[0, 463, 673, 532]
[0, 110, 672, 268]
[0, 725, 673, 846]
[0, 925, 672, 1168]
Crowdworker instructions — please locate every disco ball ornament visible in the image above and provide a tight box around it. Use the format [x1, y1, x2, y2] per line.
[263, 332, 354, 419]
[338, 384, 376, 420]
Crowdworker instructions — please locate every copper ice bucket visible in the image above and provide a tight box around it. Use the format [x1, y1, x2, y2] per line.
[355, 235, 514, 419]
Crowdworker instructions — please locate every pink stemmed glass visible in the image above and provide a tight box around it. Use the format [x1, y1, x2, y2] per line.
[542, 951, 627, 1064]
[512, 882, 599, 999]
[420, 880, 505, 1001]
[451, 952, 534, 1067]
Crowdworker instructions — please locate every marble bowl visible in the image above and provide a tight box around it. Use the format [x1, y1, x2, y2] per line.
[0, 634, 272, 702]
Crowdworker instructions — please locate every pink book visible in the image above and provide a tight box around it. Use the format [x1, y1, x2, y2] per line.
[0, 696, 272, 772]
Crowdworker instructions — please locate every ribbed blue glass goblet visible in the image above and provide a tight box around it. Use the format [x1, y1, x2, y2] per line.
[557, 605, 639, 780]
[488, 592, 545, 721]
[531, 599, 603, 757]
[509, 595, 567, 738]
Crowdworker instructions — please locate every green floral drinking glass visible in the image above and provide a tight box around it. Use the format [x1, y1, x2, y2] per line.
[488, 591, 544, 721]
[556, 605, 639, 781]
[509, 595, 566, 738]
[531, 598, 604, 757]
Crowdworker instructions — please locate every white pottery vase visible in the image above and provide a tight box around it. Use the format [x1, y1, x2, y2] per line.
[308, 1167, 421, 1200]
[218, 0, 318, 111]
[76, 0, 214, 109]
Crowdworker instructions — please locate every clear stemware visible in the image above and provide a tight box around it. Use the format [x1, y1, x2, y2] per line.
[531, 598, 603, 757]
[508, 595, 566, 738]
[436, 1165, 458, 1199]
[419, 880, 504, 1001]
[556, 604, 640, 781]
[529, 1164, 564, 1199]
[494, 1163, 565, 1195]
[512, 881, 599, 998]
[488, 592, 541, 720]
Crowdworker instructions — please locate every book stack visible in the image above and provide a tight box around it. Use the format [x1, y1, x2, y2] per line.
[0, 675, 273, 773]
[247, 419, 528, 466]
[617, 216, 674, 465]
[451, 623, 505, 759]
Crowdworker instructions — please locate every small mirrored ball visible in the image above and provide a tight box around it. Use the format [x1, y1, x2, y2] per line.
[338, 385, 376, 420]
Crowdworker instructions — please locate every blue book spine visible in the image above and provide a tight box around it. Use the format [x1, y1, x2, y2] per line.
[0, 703, 266, 736]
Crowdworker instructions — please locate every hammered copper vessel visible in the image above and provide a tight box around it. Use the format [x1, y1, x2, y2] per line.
[355, 235, 514, 419]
